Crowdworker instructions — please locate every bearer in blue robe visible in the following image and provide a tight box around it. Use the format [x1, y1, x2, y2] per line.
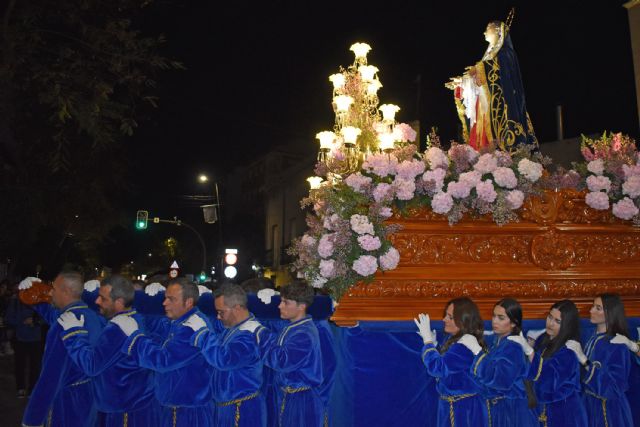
[415, 297, 489, 427]
[185, 283, 266, 426]
[57, 275, 158, 426]
[248, 281, 323, 427]
[18, 272, 104, 427]
[113, 277, 214, 427]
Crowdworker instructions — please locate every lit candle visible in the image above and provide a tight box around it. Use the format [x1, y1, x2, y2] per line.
[329, 73, 345, 90]
[358, 65, 378, 82]
[367, 80, 382, 96]
[307, 176, 323, 189]
[334, 95, 354, 113]
[316, 131, 336, 149]
[379, 104, 400, 122]
[378, 133, 395, 151]
[350, 42, 371, 61]
[341, 126, 361, 144]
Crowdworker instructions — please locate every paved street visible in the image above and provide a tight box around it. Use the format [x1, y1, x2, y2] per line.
[0, 354, 28, 427]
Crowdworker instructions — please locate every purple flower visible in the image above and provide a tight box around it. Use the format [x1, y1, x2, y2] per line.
[393, 177, 416, 200]
[319, 259, 336, 278]
[352, 255, 378, 276]
[494, 151, 513, 167]
[396, 159, 426, 180]
[350, 214, 374, 235]
[622, 164, 640, 179]
[345, 173, 372, 193]
[379, 247, 400, 270]
[623, 175, 640, 198]
[431, 191, 454, 214]
[379, 207, 393, 218]
[447, 180, 472, 199]
[422, 168, 446, 192]
[612, 197, 639, 220]
[318, 234, 334, 258]
[475, 180, 497, 203]
[585, 191, 610, 210]
[587, 159, 605, 176]
[492, 167, 518, 189]
[586, 175, 611, 193]
[363, 153, 398, 177]
[474, 153, 498, 174]
[301, 234, 316, 248]
[459, 170, 482, 187]
[358, 234, 382, 251]
[425, 147, 449, 170]
[506, 190, 525, 209]
[373, 183, 393, 203]
[392, 123, 417, 142]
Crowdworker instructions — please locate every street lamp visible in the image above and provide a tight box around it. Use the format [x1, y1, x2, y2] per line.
[198, 173, 224, 281]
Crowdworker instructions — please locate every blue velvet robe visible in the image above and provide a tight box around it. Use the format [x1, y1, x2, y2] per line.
[122, 308, 214, 427]
[258, 315, 324, 427]
[471, 336, 537, 427]
[61, 309, 158, 426]
[582, 333, 633, 427]
[527, 346, 588, 426]
[192, 314, 266, 427]
[22, 301, 104, 427]
[421, 341, 488, 427]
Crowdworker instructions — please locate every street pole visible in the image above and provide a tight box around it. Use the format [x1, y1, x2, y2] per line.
[214, 182, 224, 282]
[155, 218, 207, 274]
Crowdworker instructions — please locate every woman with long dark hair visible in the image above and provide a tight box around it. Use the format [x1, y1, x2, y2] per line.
[564, 294, 633, 426]
[415, 297, 488, 427]
[469, 298, 537, 426]
[510, 299, 587, 426]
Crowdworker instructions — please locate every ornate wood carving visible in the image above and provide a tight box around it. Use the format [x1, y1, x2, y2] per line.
[331, 189, 640, 326]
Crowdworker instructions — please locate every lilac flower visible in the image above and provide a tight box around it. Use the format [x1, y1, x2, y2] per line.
[352, 255, 378, 276]
[358, 234, 382, 251]
[459, 170, 482, 187]
[623, 175, 640, 198]
[587, 159, 605, 176]
[622, 164, 640, 179]
[425, 147, 449, 170]
[492, 167, 518, 189]
[393, 123, 417, 142]
[422, 168, 446, 192]
[517, 159, 543, 182]
[363, 153, 398, 177]
[379, 207, 393, 218]
[494, 151, 513, 167]
[373, 183, 393, 203]
[585, 191, 610, 210]
[431, 191, 454, 214]
[396, 159, 426, 180]
[586, 175, 611, 193]
[345, 173, 372, 193]
[379, 247, 400, 270]
[474, 153, 498, 174]
[447, 180, 472, 199]
[612, 197, 639, 220]
[475, 180, 498, 203]
[393, 177, 416, 200]
[350, 214, 374, 235]
[319, 259, 336, 278]
[318, 234, 334, 258]
[301, 234, 316, 248]
[506, 190, 525, 209]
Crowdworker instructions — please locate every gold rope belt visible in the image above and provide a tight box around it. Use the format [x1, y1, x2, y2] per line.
[585, 390, 609, 427]
[217, 391, 260, 427]
[280, 386, 312, 426]
[440, 393, 477, 427]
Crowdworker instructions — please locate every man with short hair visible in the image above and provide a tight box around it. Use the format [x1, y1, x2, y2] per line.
[18, 272, 104, 427]
[185, 283, 266, 426]
[242, 281, 323, 427]
[113, 277, 214, 426]
[56, 274, 157, 426]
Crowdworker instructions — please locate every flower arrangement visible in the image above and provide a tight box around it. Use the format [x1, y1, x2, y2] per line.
[574, 132, 640, 222]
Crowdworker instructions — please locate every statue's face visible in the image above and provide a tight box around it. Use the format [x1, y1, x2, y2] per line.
[484, 24, 499, 46]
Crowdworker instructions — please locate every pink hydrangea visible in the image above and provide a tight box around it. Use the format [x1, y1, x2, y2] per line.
[425, 147, 449, 170]
[301, 234, 316, 248]
[517, 159, 543, 182]
[379, 247, 400, 271]
[447, 180, 472, 199]
[459, 170, 482, 187]
[396, 159, 426, 180]
[352, 255, 378, 276]
[379, 207, 393, 218]
[586, 175, 611, 193]
[494, 151, 513, 167]
[373, 183, 393, 203]
[422, 168, 446, 192]
[585, 191, 610, 210]
[475, 179, 497, 203]
[393, 123, 417, 142]
[474, 153, 498, 174]
[622, 164, 640, 179]
[322, 213, 340, 230]
[350, 214, 374, 235]
[345, 173, 372, 193]
[318, 234, 334, 258]
[506, 190, 525, 209]
[612, 197, 639, 220]
[431, 191, 453, 214]
[464, 145, 480, 163]
[363, 153, 398, 177]
[587, 159, 605, 176]
[319, 259, 336, 278]
[492, 167, 518, 189]
[623, 175, 640, 198]
[358, 234, 382, 251]
[393, 177, 416, 201]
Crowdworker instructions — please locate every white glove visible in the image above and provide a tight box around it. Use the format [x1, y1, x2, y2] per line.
[57, 312, 84, 330]
[111, 315, 139, 336]
[197, 285, 211, 296]
[238, 320, 262, 333]
[565, 339, 588, 364]
[145, 282, 166, 296]
[507, 332, 535, 356]
[84, 280, 100, 292]
[257, 288, 278, 304]
[611, 333, 640, 353]
[431, 329, 438, 347]
[183, 314, 207, 332]
[414, 313, 435, 344]
[19, 277, 41, 290]
[458, 334, 482, 355]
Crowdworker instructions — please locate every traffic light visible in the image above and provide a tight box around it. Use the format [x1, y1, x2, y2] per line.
[223, 248, 238, 279]
[199, 271, 207, 282]
[136, 210, 149, 230]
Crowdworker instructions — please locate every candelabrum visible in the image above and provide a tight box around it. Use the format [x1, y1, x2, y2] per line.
[311, 42, 402, 186]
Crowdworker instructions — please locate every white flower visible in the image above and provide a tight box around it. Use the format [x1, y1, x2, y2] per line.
[517, 159, 543, 182]
[257, 288, 278, 304]
[379, 247, 400, 270]
[350, 214, 374, 235]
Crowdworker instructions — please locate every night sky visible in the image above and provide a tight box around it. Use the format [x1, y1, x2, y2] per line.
[111, 1, 638, 273]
